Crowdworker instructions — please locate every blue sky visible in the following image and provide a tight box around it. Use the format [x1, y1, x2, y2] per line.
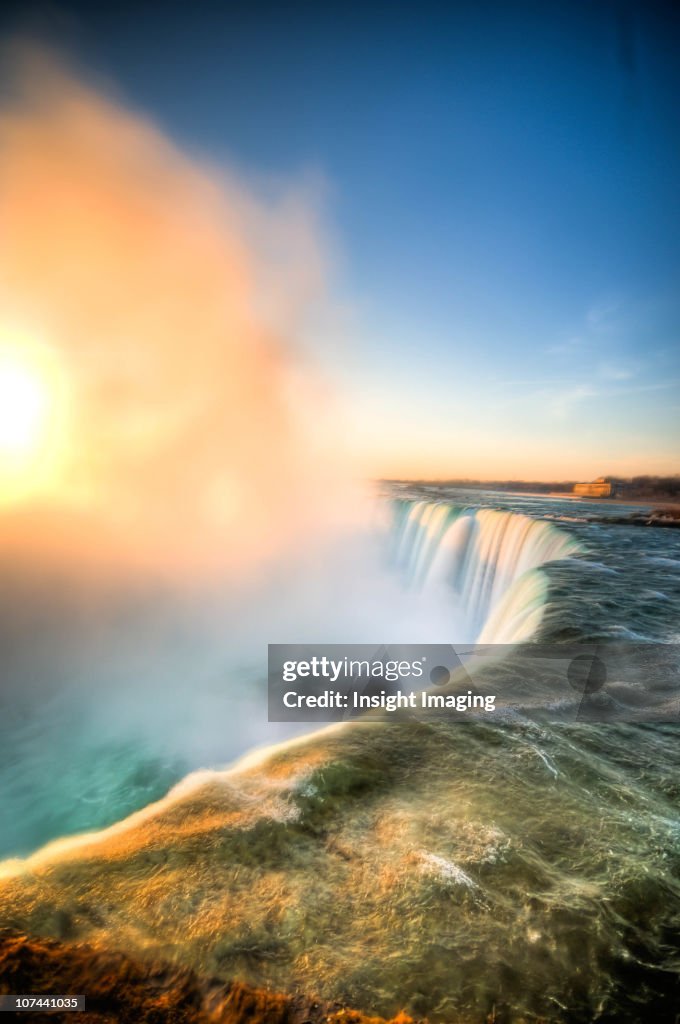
[3, 0, 679, 478]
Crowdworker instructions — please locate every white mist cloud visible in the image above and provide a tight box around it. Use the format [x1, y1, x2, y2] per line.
[0, 44, 355, 580]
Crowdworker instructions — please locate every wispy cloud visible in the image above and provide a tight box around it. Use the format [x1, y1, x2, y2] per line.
[611, 378, 680, 397]
[586, 299, 621, 333]
[544, 335, 583, 356]
[549, 384, 599, 419]
[544, 376, 680, 420]
[597, 362, 636, 381]
[546, 295, 626, 360]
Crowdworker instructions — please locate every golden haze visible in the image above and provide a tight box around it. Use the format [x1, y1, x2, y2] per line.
[0, 46, 354, 577]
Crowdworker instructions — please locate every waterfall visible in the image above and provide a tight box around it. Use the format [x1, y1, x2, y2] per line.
[391, 499, 581, 643]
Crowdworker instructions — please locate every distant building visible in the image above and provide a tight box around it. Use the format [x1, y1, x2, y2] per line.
[573, 477, 612, 498]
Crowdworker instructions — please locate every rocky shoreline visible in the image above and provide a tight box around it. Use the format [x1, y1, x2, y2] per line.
[0, 933, 419, 1024]
[592, 507, 680, 529]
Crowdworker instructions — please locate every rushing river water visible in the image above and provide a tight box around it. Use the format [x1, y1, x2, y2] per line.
[1, 488, 679, 1022]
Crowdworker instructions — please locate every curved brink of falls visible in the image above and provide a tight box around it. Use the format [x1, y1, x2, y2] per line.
[390, 498, 582, 643]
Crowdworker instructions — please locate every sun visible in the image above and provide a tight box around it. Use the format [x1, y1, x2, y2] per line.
[0, 356, 49, 456]
[0, 338, 68, 504]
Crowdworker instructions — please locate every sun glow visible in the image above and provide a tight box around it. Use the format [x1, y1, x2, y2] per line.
[0, 337, 67, 505]
[0, 357, 48, 454]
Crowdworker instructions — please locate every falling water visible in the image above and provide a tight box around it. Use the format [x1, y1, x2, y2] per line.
[391, 498, 582, 642]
